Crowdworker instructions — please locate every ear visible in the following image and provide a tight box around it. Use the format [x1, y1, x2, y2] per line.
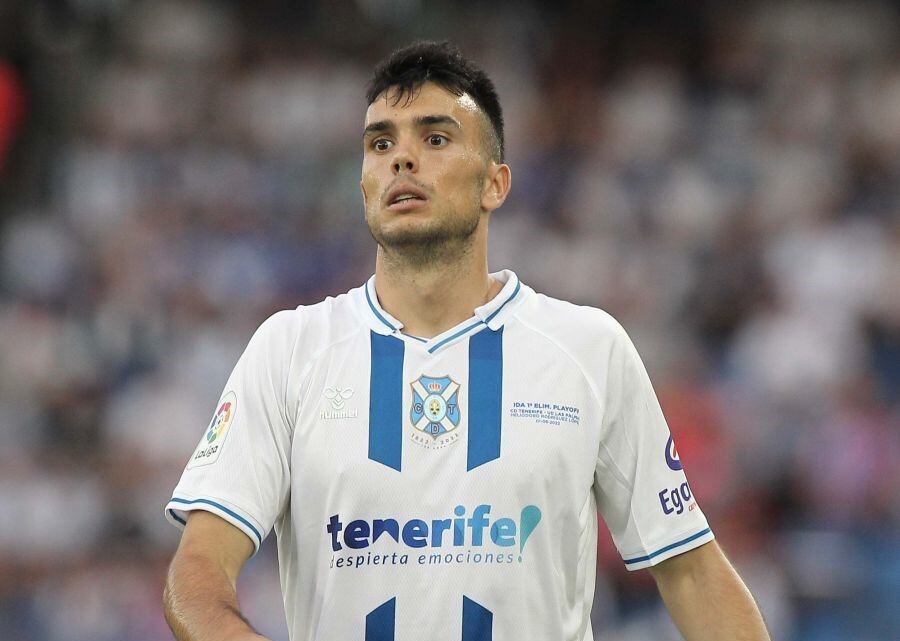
[481, 162, 511, 213]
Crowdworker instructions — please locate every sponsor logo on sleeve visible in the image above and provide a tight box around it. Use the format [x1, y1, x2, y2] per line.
[659, 435, 697, 514]
[665, 435, 683, 471]
[659, 482, 697, 515]
[187, 391, 236, 469]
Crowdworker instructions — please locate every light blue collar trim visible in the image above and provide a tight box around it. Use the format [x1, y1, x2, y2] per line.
[480, 276, 521, 327]
[426, 319, 486, 354]
[365, 276, 402, 333]
[425, 270, 522, 353]
[474, 270, 521, 329]
[361, 270, 524, 351]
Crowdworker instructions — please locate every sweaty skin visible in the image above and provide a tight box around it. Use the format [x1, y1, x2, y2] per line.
[360, 82, 511, 339]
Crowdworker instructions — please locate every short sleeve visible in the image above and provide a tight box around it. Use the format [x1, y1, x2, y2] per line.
[593, 323, 714, 570]
[164, 310, 299, 554]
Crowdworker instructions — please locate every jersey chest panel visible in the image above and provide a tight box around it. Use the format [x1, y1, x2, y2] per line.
[292, 328, 601, 509]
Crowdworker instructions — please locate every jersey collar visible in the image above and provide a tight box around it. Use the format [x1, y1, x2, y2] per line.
[472, 270, 522, 330]
[358, 270, 525, 352]
[363, 276, 404, 335]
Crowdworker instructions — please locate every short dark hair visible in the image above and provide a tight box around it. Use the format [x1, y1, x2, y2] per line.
[366, 40, 505, 163]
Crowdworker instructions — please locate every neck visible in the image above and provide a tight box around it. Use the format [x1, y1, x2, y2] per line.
[373, 223, 501, 338]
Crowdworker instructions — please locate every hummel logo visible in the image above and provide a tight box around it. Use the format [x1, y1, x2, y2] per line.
[324, 387, 353, 410]
[321, 387, 357, 420]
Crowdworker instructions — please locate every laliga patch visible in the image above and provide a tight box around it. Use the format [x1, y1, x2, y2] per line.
[187, 391, 237, 469]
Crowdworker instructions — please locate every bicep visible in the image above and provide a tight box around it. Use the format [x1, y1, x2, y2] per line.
[649, 541, 740, 605]
[648, 539, 725, 588]
[648, 539, 772, 640]
[174, 510, 255, 587]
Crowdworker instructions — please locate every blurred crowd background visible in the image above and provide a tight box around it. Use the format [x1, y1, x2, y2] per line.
[0, 1, 898, 640]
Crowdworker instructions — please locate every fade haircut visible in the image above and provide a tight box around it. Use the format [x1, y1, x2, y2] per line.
[366, 40, 505, 163]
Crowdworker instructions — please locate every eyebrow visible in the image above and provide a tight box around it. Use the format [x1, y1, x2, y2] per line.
[363, 114, 463, 139]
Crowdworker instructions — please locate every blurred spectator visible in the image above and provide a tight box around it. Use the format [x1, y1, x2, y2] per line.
[0, 60, 26, 171]
[0, 2, 898, 640]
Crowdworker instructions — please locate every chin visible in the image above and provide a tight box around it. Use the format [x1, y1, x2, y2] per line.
[371, 212, 430, 237]
[367, 206, 481, 252]
[378, 227, 446, 249]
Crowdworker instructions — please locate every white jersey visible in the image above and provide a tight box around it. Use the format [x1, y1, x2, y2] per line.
[166, 270, 713, 641]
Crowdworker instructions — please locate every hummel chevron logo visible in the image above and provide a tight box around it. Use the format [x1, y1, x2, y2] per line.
[322, 387, 358, 420]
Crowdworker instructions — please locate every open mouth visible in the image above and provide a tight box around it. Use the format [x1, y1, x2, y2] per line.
[390, 193, 426, 205]
[387, 195, 427, 211]
[385, 184, 429, 211]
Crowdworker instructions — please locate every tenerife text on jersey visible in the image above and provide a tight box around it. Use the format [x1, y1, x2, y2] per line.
[326, 504, 542, 569]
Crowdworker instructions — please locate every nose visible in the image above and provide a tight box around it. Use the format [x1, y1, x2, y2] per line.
[391, 144, 418, 175]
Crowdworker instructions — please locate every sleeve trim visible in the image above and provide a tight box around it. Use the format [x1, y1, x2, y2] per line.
[622, 527, 713, 567]
[167, 496, 264, 549]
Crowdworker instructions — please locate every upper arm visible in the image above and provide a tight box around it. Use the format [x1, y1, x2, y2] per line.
[648, 539, 721, 586]
[174, 510, 255, 587]
[648, 539, 771, 641]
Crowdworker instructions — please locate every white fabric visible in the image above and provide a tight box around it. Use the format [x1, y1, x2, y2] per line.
[166, 270, 713, 641]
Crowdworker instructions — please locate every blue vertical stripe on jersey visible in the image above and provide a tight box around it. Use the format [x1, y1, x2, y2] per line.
[369, 332, 405, 471]
[462, 596, 493, 640]
[365, 597, 396, 641]
[467, 327, 503, 471]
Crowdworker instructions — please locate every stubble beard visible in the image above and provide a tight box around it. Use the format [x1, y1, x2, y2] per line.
[367, 202, 483, 269]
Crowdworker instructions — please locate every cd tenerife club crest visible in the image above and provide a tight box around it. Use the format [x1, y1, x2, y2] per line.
[410, 374, 461, 448]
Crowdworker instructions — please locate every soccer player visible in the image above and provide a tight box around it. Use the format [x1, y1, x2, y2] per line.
[162, 41, 771, 641]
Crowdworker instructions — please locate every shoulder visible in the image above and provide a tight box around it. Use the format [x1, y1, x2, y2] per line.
[249, 287, 368, 368]
[513, 289, 629, 350]
[256, 286, 364, 341]
[508, 288, 643, 405]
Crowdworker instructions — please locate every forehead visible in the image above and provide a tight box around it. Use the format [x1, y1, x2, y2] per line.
[364, 82, 482, 127]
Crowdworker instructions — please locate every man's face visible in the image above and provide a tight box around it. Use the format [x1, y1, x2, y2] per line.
[361, 82, 493, 258]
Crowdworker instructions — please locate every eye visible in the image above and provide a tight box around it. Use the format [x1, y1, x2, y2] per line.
[372, 138, 393, 151]
[427, 134, 448, 147]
